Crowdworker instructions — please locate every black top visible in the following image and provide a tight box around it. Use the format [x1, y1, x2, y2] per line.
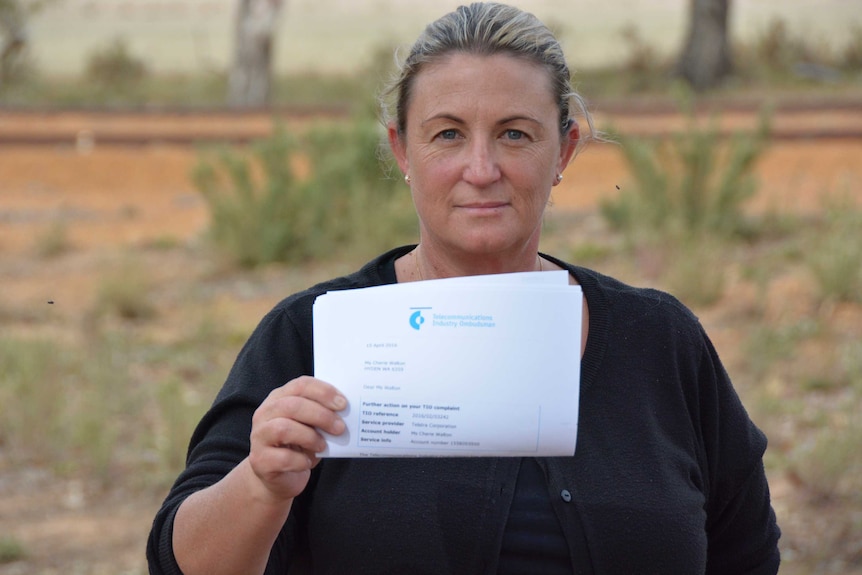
[498, 458, 572, 574]
[148, 245, 781, 574]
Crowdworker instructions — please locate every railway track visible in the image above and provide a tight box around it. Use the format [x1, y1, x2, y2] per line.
[1, 98, 861, 146]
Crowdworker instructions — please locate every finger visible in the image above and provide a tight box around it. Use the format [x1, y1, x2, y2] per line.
[269, 375, 348, 412]
[250, 424, 326, 483]
[250, 441, 315, 475]
[255, 394, 346, 436]
[253, 417, 330, 455]
[249, 445, 316, 493]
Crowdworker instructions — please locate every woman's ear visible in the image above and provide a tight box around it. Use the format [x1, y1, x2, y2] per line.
[558, 119, 580, 170]
[387, 123, 409, 176]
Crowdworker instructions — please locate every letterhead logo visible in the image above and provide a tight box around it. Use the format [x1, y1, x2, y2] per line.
[409, 308, 427, 330]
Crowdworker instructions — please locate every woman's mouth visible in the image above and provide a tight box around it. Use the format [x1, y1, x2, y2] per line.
[458, 201, 509, 211]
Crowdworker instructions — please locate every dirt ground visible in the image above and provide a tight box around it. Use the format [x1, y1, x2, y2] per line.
[1, 107, 861, 573]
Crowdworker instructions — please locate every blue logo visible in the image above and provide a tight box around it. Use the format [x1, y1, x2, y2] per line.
[409, 310, 425, 330]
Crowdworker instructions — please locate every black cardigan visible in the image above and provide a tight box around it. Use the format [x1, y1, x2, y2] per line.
[148, 245, 780, 574]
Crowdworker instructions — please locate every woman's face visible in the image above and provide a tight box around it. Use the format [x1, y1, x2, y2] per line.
[389, 52, 578, 261]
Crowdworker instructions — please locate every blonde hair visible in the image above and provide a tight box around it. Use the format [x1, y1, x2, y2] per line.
[380, 2, 597, 152]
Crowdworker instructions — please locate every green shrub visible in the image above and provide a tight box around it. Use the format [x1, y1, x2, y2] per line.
[788, 422, 862, 499]
[567, 241, 613, 264]
[733, 16, 850, 84]
[33, 220, 71, 258]
[84, 37, 148, 90]
[663, 237, 728, 307]
[194, 124, 324, 267]
[0, 335, 124, 480]
[0, 338, 65, 463]
[601, 101, 770, 242]
[303, 119, 416, 256]
[0, 536, 26, 563]
[744, 320, 820, 381]
[598, 102, 769, 307]
[94, 257, 156, 320]
[0, 44, 37, 93]
[194, 119, 416, 268]
[806, 201, 862, 303]
[752, 18, 800, 71]
[152, 377, 207, 477]
[618, 24, 669, 93]
[841, 23, 862, 71]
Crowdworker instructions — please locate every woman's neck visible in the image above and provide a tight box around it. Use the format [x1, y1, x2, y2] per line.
[408, 243, 544, 282]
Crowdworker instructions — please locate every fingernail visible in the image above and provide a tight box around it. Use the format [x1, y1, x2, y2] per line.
[332, 395, 347, 410]
[333, 418, 346, 434]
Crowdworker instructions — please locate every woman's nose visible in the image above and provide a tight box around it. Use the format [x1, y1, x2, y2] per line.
[462, 139, 501, 186]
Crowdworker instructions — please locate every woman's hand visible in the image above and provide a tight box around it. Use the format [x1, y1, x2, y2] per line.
[248, 376, 347, 503]
[172, 376, 346, 575]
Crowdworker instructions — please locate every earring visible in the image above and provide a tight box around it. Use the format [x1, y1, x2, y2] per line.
[404, 174, 411, 185]
[555, 174, 563, 184]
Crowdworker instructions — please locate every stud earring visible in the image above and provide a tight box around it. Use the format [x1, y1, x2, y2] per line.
[404, 174, 411, 185]
[555, 174, 563, 184]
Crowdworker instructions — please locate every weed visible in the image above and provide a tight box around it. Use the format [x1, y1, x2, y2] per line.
[0, 333, 126, 481]
[84, 38, 148, 92]
[744, 320, 820, 380]
[152, 377, 207, 477]
[752, 19, 800, 71]
[144, 235, 183, 251]
[195, 118, 415, 268]
[844, 340, 862, 393]
[302, 118, 416, 258]
[618, 24, 668, 93]
[94, 257, 156, 320]
[788, 422, 862, 499]
[599, 98, 770, 306]
[0, 338, 66, 464]
[568, 242, 613, 264]
[601, 100, 770, 242]
[733, 16, 849, 86]
[194, 124, 321, 267]
[663, 237, 729, 308]
[33, 220, 71, 258]
[840, 23, 862, 71]
[806, 201, 862, 303]
[0, 536, 26, 563]
[0, 41, 38, 92]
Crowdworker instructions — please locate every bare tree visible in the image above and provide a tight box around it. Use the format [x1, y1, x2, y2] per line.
[227, 0, 284, 108]
[676, 0, 733, 91]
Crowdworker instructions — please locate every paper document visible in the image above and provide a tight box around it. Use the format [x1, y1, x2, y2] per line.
[312, 270, 582, 457]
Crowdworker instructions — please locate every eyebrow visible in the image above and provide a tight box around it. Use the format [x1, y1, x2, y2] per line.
[421, 113, 543, 127]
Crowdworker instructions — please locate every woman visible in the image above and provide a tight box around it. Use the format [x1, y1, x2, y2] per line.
[148, 3, 781, 574]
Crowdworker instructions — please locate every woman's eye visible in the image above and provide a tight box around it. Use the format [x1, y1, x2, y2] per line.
[505, 129, 525, 141]
[437, 129, 459, 140]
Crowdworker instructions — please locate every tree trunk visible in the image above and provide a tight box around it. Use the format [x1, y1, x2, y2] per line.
[676, 0, 733, 91]
[227, 0, 284, 108]
[0, 0, 28, 89]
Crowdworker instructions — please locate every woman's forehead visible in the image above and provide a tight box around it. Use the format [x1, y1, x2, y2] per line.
[408, 52, 556, 115]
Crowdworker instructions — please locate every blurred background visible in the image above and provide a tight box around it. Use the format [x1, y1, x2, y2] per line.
[1, 0, 860, 573]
